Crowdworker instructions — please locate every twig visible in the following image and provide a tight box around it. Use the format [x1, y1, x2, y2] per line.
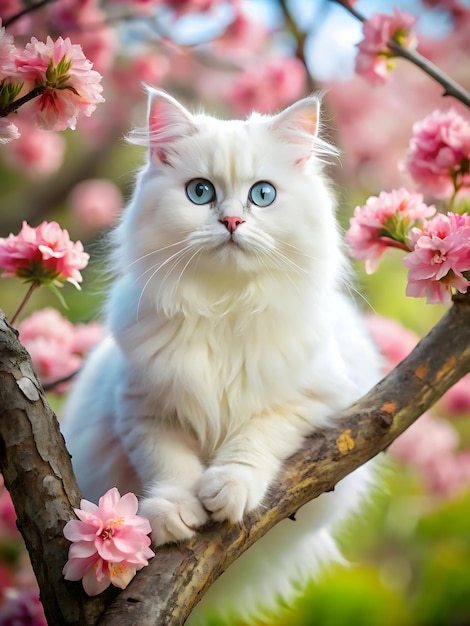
[3, 0, 57, 29]
[0, 86, 47, 118]
[329, 0, 470, 109]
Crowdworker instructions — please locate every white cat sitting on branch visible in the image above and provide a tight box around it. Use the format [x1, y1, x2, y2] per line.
[61, 88, 382, 623]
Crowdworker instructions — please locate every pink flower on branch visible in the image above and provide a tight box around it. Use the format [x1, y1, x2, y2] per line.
[389, 412, 470, 499]
[345, 188, 435, 273]
[0, 18, 17, 80]
[63, 488, 154, 596]
[15, 36, 104, 131]
[18, 307, 103, 390]
[0, 220, 89, 289]
[403, 212, 470, 304]
[355, 8, 418, 85]
[225, 55, 307, 115]
[401, 108, 470, 198]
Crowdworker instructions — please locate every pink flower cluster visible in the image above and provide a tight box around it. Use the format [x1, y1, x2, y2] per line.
[403, 212, 470, 304]
[401, 108, 470, 198]
[355, 8, 418, 85]
[0, 19, 104, 140]
[345, 188, 435, 274]
[390, 412, 470, 500]
[18, 308, 103, 390]
[0, 221, 89, 289]
[225, 55, 307, 115]
[347, 189, 470, 304]
[68, 178, 123, 231]
[15, 36, 104, 131]
[63, 488, 154, 596]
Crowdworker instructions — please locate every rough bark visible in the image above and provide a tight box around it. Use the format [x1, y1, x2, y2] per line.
[0, 312, 119, 625]
[0, 293, 469, 625]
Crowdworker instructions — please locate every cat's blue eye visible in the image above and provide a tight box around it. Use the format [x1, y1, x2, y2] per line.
[186, 179, 216, 205]
[249, 181, 276, 207]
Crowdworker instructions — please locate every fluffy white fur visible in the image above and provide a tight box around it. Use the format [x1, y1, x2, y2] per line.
[61, 89, 382, 623]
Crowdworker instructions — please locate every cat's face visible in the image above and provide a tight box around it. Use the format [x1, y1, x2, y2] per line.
[121, 89, 340, 295]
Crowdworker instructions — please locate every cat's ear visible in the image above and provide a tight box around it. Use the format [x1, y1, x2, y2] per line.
[145, 87, 196, 165]
[269, 96, 321, 166]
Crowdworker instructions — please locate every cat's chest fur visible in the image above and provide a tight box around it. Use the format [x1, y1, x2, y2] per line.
[112, 272, 319, 449]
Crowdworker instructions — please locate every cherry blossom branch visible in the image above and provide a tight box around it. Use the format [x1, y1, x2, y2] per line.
[3, 0, 57, 29]
[330, 0, 470, 109]
[0, 86, 47, 118]
[2, 291, 470, 625]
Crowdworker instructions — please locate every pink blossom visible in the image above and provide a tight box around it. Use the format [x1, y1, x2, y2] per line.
[355, 9, 418, 85]
[345, 188, 435, 273]
[440, 373, 470, 416]
[225, 55, 307, 116]
[18, 308, 103, 388]
[15, 36, 104, 131]
[401, 108, 470, 197]
[366, 314, 419, 372]
[403, 212, 470, 304]
[390, 412, 470, 499]
[0, 2, 31, 35]
[0, 18, 16, 79]
[63, 487, 154, 596]
[48, 2, 116, 73]
[0, 221, 89, 289]
[214, 4, 268, 57]
[424, 451, 470, 499]
[69, 320, 104, 357]
[390, 412, 459, 467]
[68, 179, 123, 230]
[0, 117, 20, 143]
[3, 118, 66, 175]
[0, 588, 46, 626]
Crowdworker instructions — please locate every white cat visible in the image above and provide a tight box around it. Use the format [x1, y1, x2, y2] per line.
[61, 88, 382, 623]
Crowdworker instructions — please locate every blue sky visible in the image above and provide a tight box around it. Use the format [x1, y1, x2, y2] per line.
[129, 0, 470, 80]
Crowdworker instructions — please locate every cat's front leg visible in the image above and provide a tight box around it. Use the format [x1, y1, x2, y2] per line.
[198, 409, 312, 523]
[116, 387, 208, 545]
[135, 429, 209, 545]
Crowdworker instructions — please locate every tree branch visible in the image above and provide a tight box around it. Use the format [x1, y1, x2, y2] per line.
[330, 0, 470, 109]
[1, 294, 470, 625]
[0, 311, 119, 625]
[97, 293, 470, 625]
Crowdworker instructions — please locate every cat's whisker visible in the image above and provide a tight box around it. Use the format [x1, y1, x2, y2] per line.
[278, 239, 319, 261]
[134, 245, 192, 282]
[136, 246, 194, 317]
[345, 283, 376, 313]
[268, 248, 309, 279]
[123, 239, 190, 272]
[264, 251, 304, 295]
[174, 247, 203, 292]
[157, 247, 195, 299]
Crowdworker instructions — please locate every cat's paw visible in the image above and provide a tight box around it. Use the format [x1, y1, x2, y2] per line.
[139, 485, 209, 546]
[198, 464, 269, 523]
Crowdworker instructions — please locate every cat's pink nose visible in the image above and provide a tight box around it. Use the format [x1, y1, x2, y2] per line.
[220, 216, 245, 233]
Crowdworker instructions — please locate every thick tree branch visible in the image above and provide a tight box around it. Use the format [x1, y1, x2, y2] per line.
[0, 311, 119, 625]
[98, 293, 470, 625]
[1, 294, 470, 625]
